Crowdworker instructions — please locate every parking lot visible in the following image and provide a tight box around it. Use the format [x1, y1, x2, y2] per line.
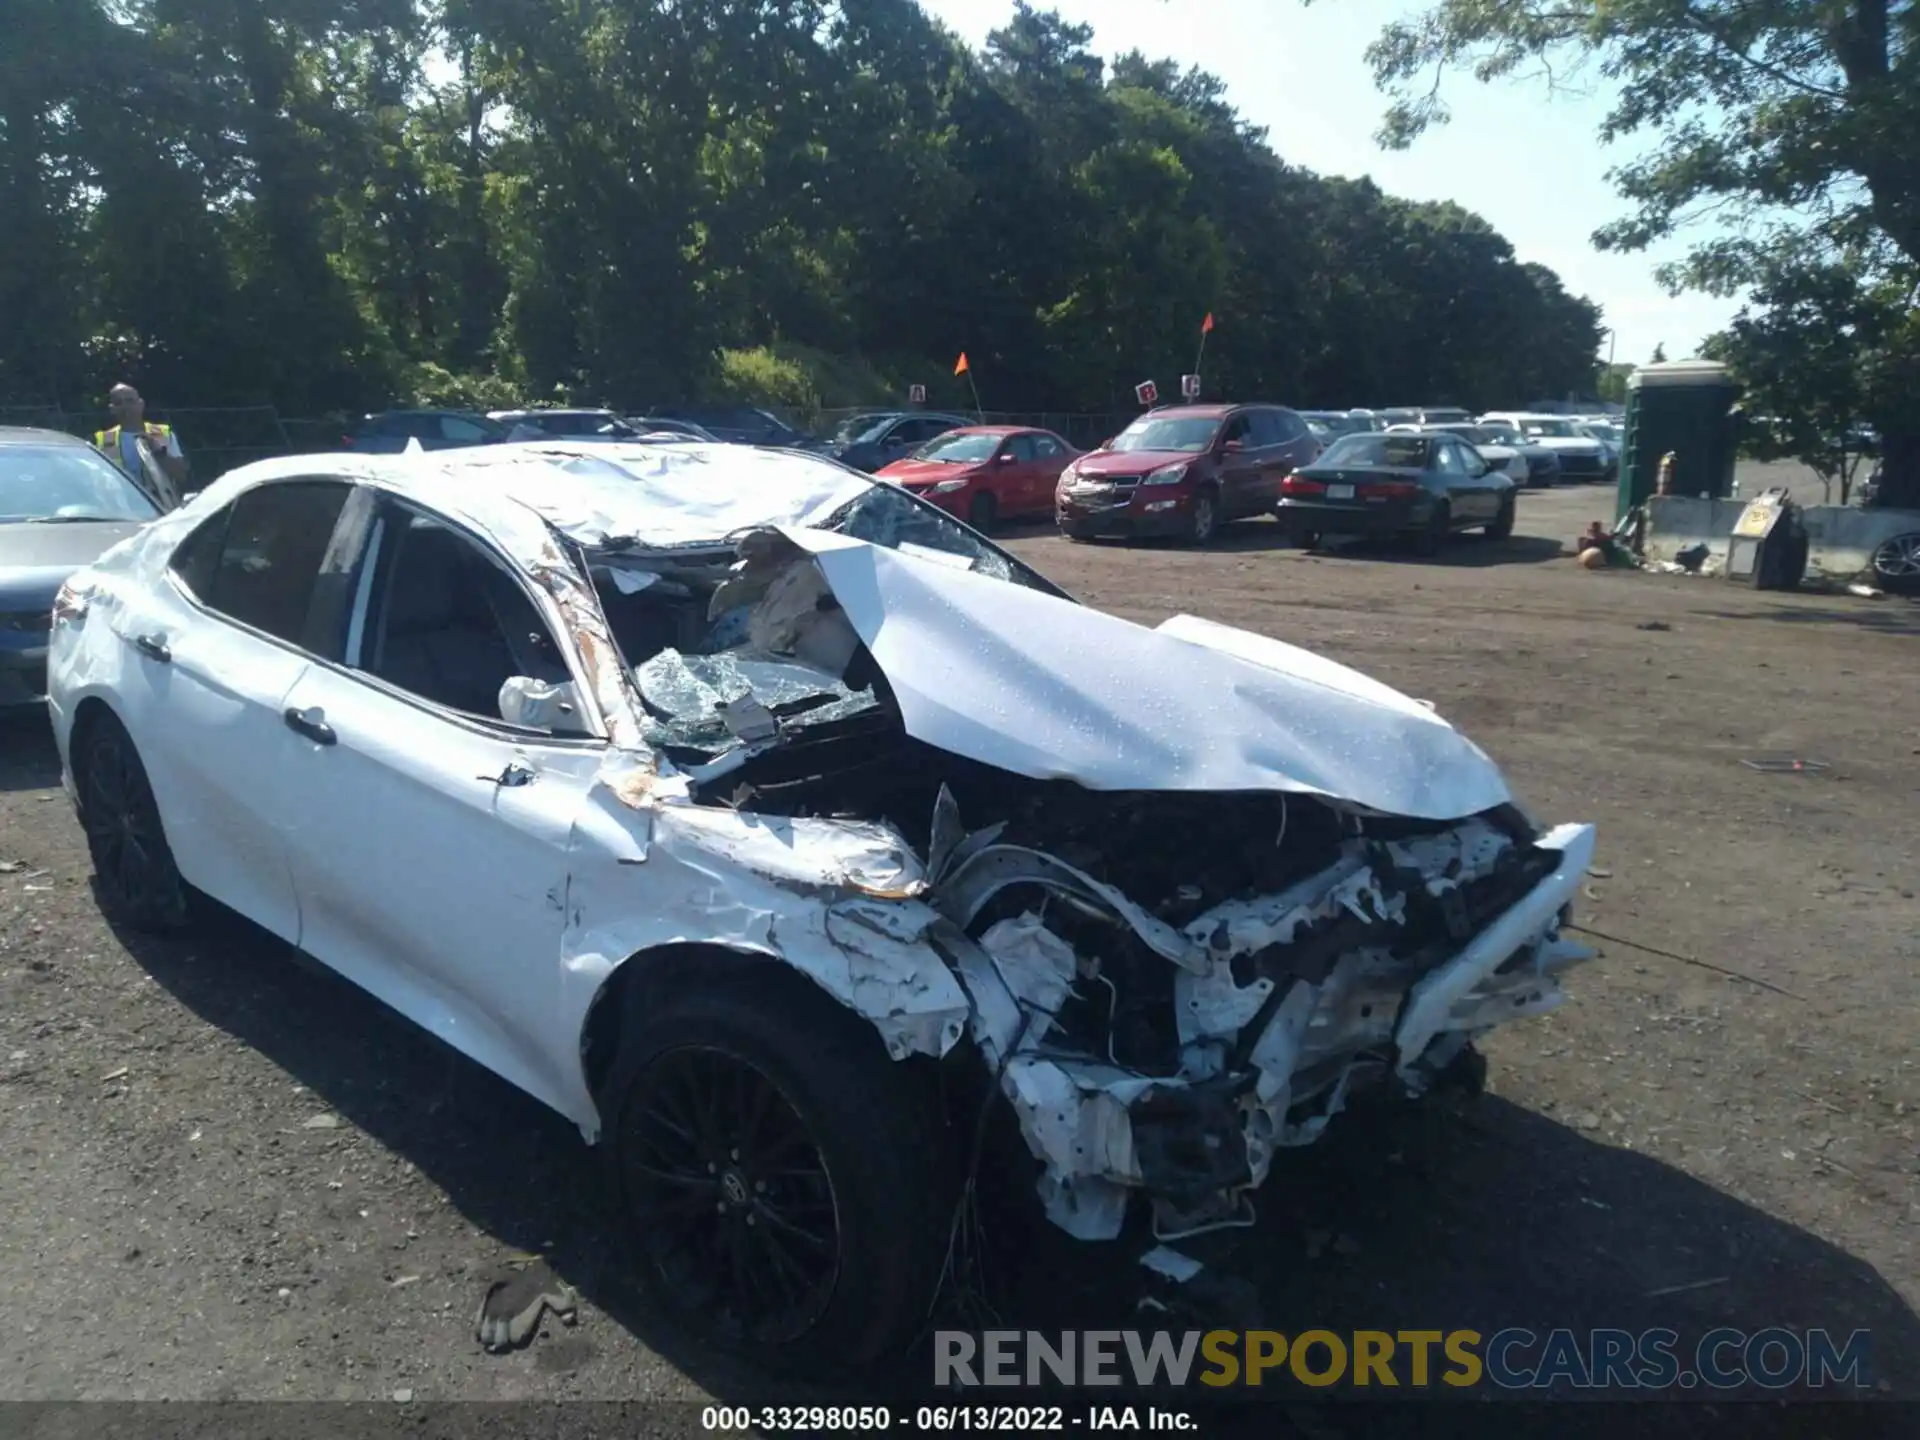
[2, 478, 1916, 1417]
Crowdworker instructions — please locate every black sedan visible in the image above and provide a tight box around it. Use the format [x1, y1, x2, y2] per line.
[1273, 431, 1516, 555]
[1, 427, 170, 707]
[828, 411, 973, 473]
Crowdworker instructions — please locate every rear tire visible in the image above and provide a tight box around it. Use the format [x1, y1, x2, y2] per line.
[1485, 493, 1516, 540]
[600, 966, 954, 1373]
[75, 710, 193, 932]
[967, 491, 997, 533]
[1412, 501, 1450, 557]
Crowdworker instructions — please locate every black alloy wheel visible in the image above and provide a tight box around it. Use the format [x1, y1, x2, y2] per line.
[618, 1044, 840, 1348]
[78, 713, 191, 931]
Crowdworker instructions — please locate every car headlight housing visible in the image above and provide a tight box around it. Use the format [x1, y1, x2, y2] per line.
[928, 477, 970, 494]
[1142, 462, 1189, 486]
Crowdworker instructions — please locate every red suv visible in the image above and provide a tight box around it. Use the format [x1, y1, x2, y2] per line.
[1054, 404, 1322, 544]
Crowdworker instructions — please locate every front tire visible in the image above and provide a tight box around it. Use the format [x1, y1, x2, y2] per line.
[76, 711, 192, 932]
[1186, 488, 1220, 546]
[967, 491, 997, 533]
[601, 967, 953, 1372]
[1485, 493, 1516, 540]
[1412, 501, 1450, 557]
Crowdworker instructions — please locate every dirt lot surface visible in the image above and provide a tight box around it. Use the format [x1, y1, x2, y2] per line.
[2, 479, 1917, 1432]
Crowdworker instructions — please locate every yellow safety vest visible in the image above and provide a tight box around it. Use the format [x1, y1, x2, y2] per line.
[95, 422, 172, 453]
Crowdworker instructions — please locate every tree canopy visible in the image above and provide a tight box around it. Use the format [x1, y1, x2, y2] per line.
[1328, 0, 1920, 494]
[0, 0, 1607, 424]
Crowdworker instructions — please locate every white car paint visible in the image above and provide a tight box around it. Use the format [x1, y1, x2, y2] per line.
[46, 441, 1596, 1244]
[1478, 411, 1609, 472]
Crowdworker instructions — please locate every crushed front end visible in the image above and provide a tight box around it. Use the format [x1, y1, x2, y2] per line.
[921, 792, 1595, 1242]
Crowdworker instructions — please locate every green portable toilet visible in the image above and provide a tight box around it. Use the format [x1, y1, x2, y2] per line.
[1617, 360, 1744, 519]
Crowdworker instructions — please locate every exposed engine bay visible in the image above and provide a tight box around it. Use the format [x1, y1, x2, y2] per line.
[547, 522, 1597, 1242]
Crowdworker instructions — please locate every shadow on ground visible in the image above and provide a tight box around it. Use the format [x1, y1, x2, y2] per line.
[1704, 600, 1920, 638]
[108, 907, 1919, 1438]
[1300, 533, 1567, 569]
[0, 707, 62, 794]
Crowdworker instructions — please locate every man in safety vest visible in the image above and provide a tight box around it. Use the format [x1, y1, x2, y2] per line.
[95, 384, 188, 501]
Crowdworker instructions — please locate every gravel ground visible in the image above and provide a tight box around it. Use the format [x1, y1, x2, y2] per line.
[1, 478, 1916, 1428]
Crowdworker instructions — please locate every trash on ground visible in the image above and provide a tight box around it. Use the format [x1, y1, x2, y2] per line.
[0, 861, 25, 874]
[1644, 1276, 1730, 1299]
[1741, 758, 1830, 775]
[1846, 584, 1885, 599]
[302, 1112, 342, 1130]
[476, 1258, 578, 1353]
[1138, 1246, 1205, 1283]
[1635, 620, 1672, 631]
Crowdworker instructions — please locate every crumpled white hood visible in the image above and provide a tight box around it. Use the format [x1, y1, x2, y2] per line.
[774, 529, 1512, 821]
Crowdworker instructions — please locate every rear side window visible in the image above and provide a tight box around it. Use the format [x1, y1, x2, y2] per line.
[1245, 411, 1284, 447]
[169, 481, 354, 649]
[439, 415, 493, 442]
[1032, 434, 1065, 458]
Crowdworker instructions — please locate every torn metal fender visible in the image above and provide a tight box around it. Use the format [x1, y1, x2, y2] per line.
[1393, 822, 1597, 1075]
[935, 843, 1208, 973]
[556, 790, 970, 1139]
[770, 527, 1513, 820]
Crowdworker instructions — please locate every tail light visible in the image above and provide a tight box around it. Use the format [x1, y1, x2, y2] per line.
[1360, 481, 1422, 499]
[1281, 475, 1325, 495]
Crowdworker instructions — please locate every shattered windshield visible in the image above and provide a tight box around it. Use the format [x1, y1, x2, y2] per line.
[816, 483, 1066, 596]
[585, 477, 1066, 762]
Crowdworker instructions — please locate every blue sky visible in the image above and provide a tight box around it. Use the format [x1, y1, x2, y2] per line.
[919, 0, 1745, 365]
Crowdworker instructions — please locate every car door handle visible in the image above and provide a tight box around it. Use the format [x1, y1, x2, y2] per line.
[480, 759, 536, 788]
[283, 707, 337, 746]
[134, 633, 171, 664]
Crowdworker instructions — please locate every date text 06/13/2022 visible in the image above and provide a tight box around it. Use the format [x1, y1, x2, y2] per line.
[700, 1406, 1197, 1432]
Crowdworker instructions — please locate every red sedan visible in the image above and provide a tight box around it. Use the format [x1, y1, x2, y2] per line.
[875, 425, 1079, 531]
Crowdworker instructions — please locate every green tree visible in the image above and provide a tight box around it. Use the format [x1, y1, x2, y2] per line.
[1322, 0, 1920, 487]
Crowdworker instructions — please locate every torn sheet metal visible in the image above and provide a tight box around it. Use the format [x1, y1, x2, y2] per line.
[772, 528, 1512, 820]
[555, 796, 970, 1134]
[938, 843, 1207, 973]
[1393, 821, 1596, 1074]
[941, 814, 1598, 1243]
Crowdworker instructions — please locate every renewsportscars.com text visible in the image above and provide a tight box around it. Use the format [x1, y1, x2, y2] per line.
[934, 1328, 1874, 1393]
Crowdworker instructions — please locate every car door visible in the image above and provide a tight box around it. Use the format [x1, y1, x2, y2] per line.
[1436, 443, 1489, 526]
[1027, 433, 1072, 515]
[992, 432, 1038, 512]
[272, 495, 606, 1108]
[1458, 440, 1509, 516]
[1250, 409, 1305, 510]
[108, 478, 366, 942]
[1212, 411, 1262, 516]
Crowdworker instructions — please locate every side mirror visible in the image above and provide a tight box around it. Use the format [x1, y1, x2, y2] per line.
[1221, 439, 1244, 454]
[997, 451, 1016, 464]
[180, 491, 202, 506]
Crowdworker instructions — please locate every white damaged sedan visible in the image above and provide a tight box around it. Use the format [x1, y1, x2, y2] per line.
[47, 441, 1595, 1366]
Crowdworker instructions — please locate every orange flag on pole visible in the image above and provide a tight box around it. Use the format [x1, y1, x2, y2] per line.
[954, 352, 970, 376]
[1201, 312, 1215, 335]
